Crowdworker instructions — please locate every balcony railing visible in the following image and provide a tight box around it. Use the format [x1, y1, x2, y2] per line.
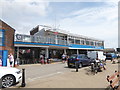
[15, 34, 104, 47]
[15, 34, 68, 45]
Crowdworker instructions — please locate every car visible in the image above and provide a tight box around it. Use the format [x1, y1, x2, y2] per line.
[67, 54, 95, 68]
[0, 67, 22, 88]
[105, 53, 117, 61]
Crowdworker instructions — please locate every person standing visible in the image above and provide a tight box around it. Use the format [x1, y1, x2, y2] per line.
[62, 53, 67, 63]
[9, 53, 14, 67]
[40, 54, 44, 64]
[0, 56, 2, 66]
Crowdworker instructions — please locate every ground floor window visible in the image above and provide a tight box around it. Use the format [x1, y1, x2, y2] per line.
[49, 49, 63, 59]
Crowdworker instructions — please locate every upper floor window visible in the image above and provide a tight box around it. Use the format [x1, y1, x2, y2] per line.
[69, 38, 74, 44]
[0, 30, 4, 46]
[81, 40, 85, 45]
[86, 41, 89, 45]
[75, 40, 80, 44]
[90, 41, 94, 46]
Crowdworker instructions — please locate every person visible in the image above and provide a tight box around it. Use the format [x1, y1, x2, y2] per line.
[97, 60, 106, 71]
[8, 53, 14, 67]
[40, 54, 44, 64]
[0, 56, 2, 66]
[62, 53, 67, 63]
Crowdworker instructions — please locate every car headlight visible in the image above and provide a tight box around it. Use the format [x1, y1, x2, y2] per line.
[16, 70, 21, 74]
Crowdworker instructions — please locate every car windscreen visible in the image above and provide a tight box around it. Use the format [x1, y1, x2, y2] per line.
[106, 54, 112, 57]
[70, 55, 77, 59]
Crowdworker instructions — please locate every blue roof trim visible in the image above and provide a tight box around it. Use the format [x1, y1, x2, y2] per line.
[14, 42, 68, 47]
[69, 44, 104, 49]
[14, 42, 104, 49]
[0, 29, 5, 32]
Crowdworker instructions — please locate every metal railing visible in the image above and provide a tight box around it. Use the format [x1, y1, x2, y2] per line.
[14, 34, 104, 47]
[15, 34, 68, 45]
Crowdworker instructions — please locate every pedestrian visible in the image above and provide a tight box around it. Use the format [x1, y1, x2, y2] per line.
[8, 53, 14, 67]
[0, 56, 2, 66]
[47, 58, 50, 64]
[62, 53, 67, 63]
[40, 54, 44, 64]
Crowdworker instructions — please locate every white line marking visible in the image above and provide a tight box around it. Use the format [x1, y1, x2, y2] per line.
[27, 72, 63, 82]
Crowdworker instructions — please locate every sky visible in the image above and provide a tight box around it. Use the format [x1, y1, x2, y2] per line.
[0, 0, 119, 48]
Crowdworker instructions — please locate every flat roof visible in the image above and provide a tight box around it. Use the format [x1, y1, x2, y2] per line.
[31, 25, 104, 42]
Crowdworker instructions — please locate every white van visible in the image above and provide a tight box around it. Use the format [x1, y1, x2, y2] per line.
[87, 51, 105, 60]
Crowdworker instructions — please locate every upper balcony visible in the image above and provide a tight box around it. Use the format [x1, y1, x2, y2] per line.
[14, 34, 68, 46]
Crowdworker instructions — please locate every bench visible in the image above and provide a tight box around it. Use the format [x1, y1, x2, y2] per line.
[107, 71, 120, 90]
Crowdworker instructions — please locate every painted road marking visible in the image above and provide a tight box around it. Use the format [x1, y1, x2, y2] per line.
[27, 72, 63, 82]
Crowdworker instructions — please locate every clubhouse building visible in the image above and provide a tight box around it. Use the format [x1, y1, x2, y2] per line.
[0, 20, 104, 65]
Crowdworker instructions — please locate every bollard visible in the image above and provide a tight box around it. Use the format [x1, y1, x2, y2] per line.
[21, 69, 26, 87]
[75, 61, 79, 72]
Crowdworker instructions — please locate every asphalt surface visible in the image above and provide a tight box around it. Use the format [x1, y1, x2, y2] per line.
[17, 62, 70, 82]
[14, 60, 119, 88]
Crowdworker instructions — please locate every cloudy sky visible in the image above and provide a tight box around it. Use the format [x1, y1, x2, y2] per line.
[0, 0, 118, 48]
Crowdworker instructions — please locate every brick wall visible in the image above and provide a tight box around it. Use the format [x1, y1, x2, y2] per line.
[0, 20, 15, 55]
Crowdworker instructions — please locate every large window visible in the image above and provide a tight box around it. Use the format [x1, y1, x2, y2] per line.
[81, 40, 85, 45]
[86, 41, 89, 45]
[69, 38, 74, 44]
[23, 35, 31, 42]
[75, 40, 80, 44]
[0, 30, 4, 46]
[90, 41, 94, 46]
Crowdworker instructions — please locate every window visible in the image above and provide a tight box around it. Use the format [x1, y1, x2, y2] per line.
[90, 41, 94, 46]
[70, 55, 77, 59]
[69, 38, 74, 44]
[0, 30, 4, 46]
[81, 40, 85, 45]
[75, 40, 80, 44]
[86, 41, 89, 45]
[98, 42, 102, 46]
[23, 35, 31, 42]
[95, 42, 98, 46]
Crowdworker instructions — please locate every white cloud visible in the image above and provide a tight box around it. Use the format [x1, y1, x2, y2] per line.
[0, 0, 50, 34]
[1, 0, 49, 16]
[0, 1, 118, 48]
[41, 0, 119, 2]
[59, 2, 118, 48]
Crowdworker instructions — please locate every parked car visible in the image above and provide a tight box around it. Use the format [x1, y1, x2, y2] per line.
[105, 53, 117, 61]
[67, 54, 95, 68]
[0, 67, 22, 88]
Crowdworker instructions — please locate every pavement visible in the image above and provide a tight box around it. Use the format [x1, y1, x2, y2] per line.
[12, 59, 119, 88]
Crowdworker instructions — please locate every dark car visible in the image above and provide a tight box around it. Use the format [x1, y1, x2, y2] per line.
[67, 54, 94, 68]
[105, 53, 117, 61]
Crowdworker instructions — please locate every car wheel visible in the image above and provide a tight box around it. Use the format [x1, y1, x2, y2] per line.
[2, 75, 15, 88]
[68, 63, 72, 68]
[68, 65, 72, 68]
[79, 63, 82, 68]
